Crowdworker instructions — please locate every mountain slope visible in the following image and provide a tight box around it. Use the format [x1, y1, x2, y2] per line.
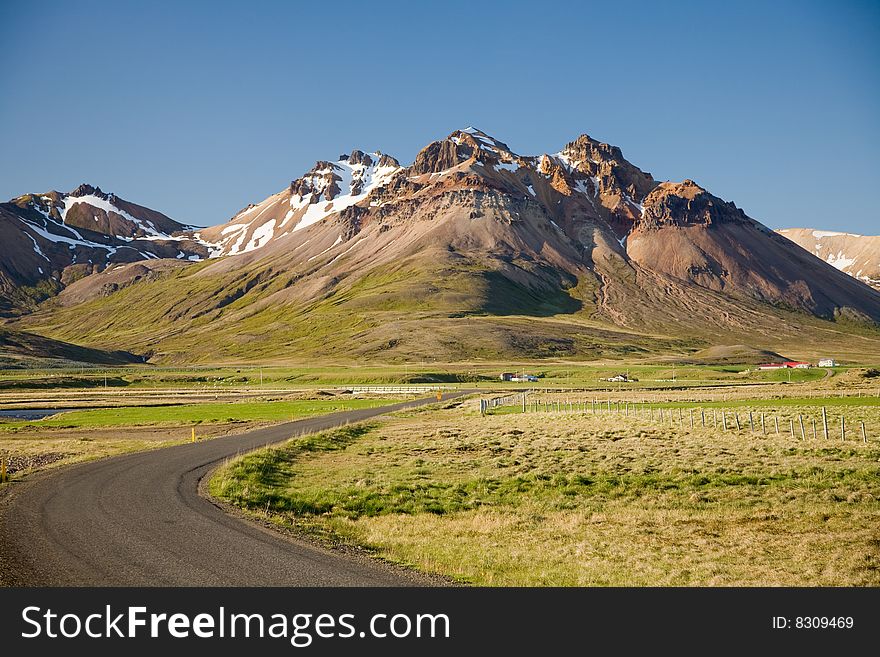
[8, 128, 880, 362]
[0, 184, 210, 313]
[0, 327, 140, 368]
[778, 228, 880, 291]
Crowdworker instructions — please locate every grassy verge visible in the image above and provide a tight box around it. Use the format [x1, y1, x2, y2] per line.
[210, 405, 880, 586]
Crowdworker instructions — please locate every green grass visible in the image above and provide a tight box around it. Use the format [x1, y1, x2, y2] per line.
[4, 362, 876, 390]
[0, 398, 400, 431]
[209, 424, 376, 515]
[210, 404, 880, 586]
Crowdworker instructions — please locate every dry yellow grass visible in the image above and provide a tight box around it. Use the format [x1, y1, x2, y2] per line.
[214, 401, 880, 586]
[0, 422, 251, 476]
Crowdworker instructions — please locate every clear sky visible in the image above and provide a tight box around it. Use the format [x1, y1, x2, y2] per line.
[1, 0, 878, 233]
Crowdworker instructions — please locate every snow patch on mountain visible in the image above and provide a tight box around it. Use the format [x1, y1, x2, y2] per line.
[242, 219, 277, 253]
[812, 230, 862, 239]
[826, 251, 856, 270]
[63, 194, 165, 238]
[291, 156, 399, 233]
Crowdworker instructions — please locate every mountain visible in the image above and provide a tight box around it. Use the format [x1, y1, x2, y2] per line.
[6, 128, 880, 363]
[194, 150, 402, 257]
[777, 228, 880, 291]
[0, 184, 210, 313]
[0, 327, 140, 369]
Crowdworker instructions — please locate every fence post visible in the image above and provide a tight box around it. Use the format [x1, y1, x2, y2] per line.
[761, 413, 766, 435]
[722, 412, 727, 431]
[701, 409, 705, 427]
[749, 411, 754, 432]
[812, 418, 817, 440]
[798, 415, 806, 440]
[841, 416, 845, 441]
[774, 416, 779, 435]
[690, 409, 694, 429]
[789, 418, 794, 438]
[734, 413, 741, 431]
[862, 422, 868, 443]
[822, 407, 829, 440]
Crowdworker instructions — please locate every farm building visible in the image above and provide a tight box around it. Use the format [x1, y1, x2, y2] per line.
[758, 361, 812, 370]
[605, 373, 630, 382]
[818, 358, 838, 367]
[501, 372, 539, 382]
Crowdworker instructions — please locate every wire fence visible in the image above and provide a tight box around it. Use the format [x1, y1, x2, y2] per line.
[483, 395, 874, 443]
[347, 386, 455, 394]
[480, 392, 529, 414]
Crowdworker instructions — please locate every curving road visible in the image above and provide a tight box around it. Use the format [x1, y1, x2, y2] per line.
[0, 393, 471, 586]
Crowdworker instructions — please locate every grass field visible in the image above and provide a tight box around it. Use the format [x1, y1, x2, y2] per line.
[1, 362, 875, 391]
[0, 398, 398, 431]
[0, 397, 402, 479]
[498, 395, 880, 413]
[211, 400, 880, 586]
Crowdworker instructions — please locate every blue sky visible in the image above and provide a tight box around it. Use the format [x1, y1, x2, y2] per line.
[1, 0, 878, 232]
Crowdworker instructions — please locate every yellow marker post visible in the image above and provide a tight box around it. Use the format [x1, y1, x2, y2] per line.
[436, 391, 443, 401]
[1, 456, 7, 484]
[191, 427, 196, 443]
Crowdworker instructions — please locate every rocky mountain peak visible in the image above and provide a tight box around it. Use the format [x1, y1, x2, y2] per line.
[290, 149, 401, 203]
[410, 127, 523, 176]
[454, 127, 516, 153]
[560, 134, 622, 164]
[377, 153, 400, 168]
[556, 135, 656, 202]
[343, 150, 373, 167]
[640, 180, 749, 229]
[410, 139, 470, 175]
[70, 183, 109, 199]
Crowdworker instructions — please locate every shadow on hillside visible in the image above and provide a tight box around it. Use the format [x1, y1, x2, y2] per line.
[480, 270, 582, 317]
